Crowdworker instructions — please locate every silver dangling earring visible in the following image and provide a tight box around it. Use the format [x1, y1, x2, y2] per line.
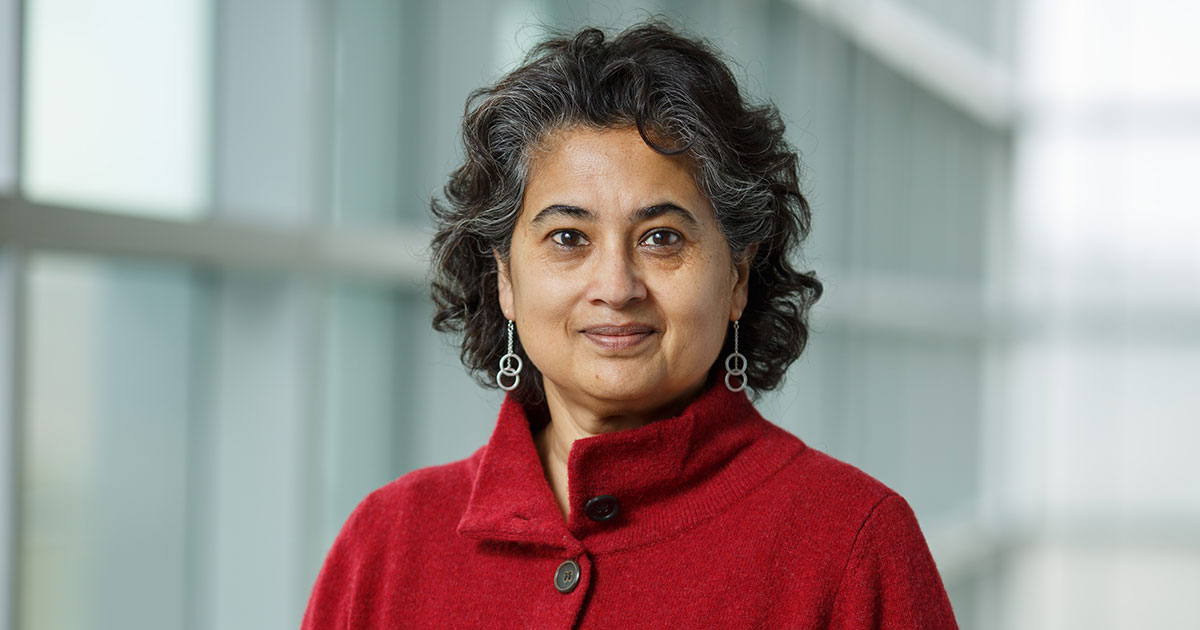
[724, 320, 747, 392]
[496, 319, 523, 392]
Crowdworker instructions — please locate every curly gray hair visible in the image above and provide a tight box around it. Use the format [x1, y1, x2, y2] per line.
[430, 20, 823, 402]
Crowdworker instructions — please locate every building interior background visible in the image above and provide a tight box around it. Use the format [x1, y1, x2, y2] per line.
[0, 0, 1197, 628]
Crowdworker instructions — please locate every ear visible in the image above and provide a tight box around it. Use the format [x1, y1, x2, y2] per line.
[729, 242, 757, 321]
[494, 249, 515, 321]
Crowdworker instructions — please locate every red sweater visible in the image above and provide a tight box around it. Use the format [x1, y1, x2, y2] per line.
[303, 383, 958, 628]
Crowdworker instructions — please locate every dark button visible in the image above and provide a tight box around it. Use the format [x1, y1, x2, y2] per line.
[584, 495, 619, 522]
[554, 559, 581, 593]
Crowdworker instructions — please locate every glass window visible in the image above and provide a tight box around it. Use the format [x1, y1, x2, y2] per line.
[330, 0, 415, 227]
[406, 294, 498, 471]
[210, 0, 325, 225]
[201, 272, 315, 629]
[23, 0, 210, 218]
[21, 254, 195, 629]
[321, 282, 418, 539]
[0, 0, 17, 193]
[891, 0, 1010, 62]
[765, 1, 856, 271]
[5, 2, 1026, 628]
[0, 250, 17, 627]
[331, 0, 552, 228]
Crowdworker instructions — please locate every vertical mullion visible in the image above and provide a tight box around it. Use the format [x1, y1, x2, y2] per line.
[0, 249, 26, 630]
[3, 0, 24, 196]
[298, 0, 336, 610]
[184, 269, 217, 630]
[294, 275, 328, 614]
[1, 0, 26, 627]
[978, 123, 1014, 630]
[185, 0, 224, 625]
[309, 0, 334, 228]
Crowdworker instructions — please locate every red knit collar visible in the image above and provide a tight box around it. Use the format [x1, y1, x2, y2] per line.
[456, 381, 806, 554]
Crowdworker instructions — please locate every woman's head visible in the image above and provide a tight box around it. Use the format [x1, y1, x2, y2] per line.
[431, 20, 823, 405]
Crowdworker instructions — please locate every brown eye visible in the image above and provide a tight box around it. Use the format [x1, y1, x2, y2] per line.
[640, 229, 681, 248]
[550, 230, 587, 247]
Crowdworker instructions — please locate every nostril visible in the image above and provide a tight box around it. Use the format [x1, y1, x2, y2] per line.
[586, 257, 647, 307]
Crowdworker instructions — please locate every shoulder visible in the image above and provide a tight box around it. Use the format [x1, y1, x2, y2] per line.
[368, 449, 482, 508]
[826, 483, 957, 626]
[758, 426, 899, 533]
[771, 446, 928, 556]
[309, 449, 483, 580]
[795, 445, 895, 507]
[753, 435, 956, 626]
[340, 447, 484, 544]
[752, 427, 933, 562]
[302, 449, 486, 629]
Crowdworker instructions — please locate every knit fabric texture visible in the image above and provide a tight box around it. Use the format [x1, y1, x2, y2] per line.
[302, 383, 958, 629]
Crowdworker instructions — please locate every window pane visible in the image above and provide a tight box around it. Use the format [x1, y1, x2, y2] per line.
[321, 283, 416, 540]
[0, 250, 17, 626]
[0, 0, 17, 193]
[331, 0, 413, 227]
[766, 1, 856, 271]
[331, 0, 545, 227]
[211, 0, 324, 225]
[21, 254, 195, 629]
[893, 0, 1010, 61]
[23, 0, 210, 218]
[203, 272, 313, 630]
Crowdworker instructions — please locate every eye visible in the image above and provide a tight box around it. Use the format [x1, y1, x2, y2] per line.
[550, 229, 587, 248]
[640, 229, 682, 248]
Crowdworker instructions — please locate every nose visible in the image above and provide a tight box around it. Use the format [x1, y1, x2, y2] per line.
[585, 244, 647, 308]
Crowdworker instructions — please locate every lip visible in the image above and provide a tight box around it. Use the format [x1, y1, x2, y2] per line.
[581, 323, 658, 351]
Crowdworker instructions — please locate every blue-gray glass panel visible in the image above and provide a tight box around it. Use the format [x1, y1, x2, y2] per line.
[21, 255, 194, 630]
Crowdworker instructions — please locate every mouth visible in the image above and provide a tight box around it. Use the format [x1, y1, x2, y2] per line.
[581, 323, 658, 351]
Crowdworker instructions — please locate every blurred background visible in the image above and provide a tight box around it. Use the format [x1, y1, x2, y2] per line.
[0, 0, 1197, 628]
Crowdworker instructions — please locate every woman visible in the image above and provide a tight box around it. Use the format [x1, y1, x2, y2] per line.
[304, 22, 957, 629]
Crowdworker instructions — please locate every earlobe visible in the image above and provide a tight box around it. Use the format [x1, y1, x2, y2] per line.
[730, 243, 757, 320]
[494, 249, 515, 321]
[730, 277, 749, 321]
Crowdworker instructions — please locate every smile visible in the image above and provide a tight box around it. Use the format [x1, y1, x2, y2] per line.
[581, 324, 658, 351]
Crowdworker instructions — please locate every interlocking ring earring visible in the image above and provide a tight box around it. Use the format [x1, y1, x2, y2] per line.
[724, 320, 747, 392]
[496, 320, 523, 391]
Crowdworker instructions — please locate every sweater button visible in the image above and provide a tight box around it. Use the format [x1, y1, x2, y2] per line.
[554, 559, 581, 593]
[584, 495, 619, 522]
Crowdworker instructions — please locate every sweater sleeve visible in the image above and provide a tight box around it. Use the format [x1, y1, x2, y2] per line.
[301, 495, 373, 630]
[829, 494, 958, 630]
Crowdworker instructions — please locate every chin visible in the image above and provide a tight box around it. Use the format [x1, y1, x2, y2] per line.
[586, 381, 660, 404]
[572, 369, 699, 411]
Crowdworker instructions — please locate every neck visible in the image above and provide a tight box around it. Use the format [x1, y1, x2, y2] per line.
[532, 378, 707, 520]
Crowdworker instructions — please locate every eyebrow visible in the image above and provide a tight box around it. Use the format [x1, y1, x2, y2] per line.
[530, 204, 593, 225]
[634, 203, 700, 229]
[529, 203, 700, 229]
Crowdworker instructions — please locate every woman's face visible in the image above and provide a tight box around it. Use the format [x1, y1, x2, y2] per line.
[497, 126, 751, 416]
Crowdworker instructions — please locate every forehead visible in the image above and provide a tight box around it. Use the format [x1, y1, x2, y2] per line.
[520, 125, 712, 220]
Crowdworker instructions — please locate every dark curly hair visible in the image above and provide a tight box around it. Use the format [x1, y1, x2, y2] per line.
[430, 20, 822, 402]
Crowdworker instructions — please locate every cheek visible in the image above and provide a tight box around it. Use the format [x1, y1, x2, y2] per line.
[695, 255, 736, 309]
[509, 257, 579, 325]
[659, 271, 732, 333]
